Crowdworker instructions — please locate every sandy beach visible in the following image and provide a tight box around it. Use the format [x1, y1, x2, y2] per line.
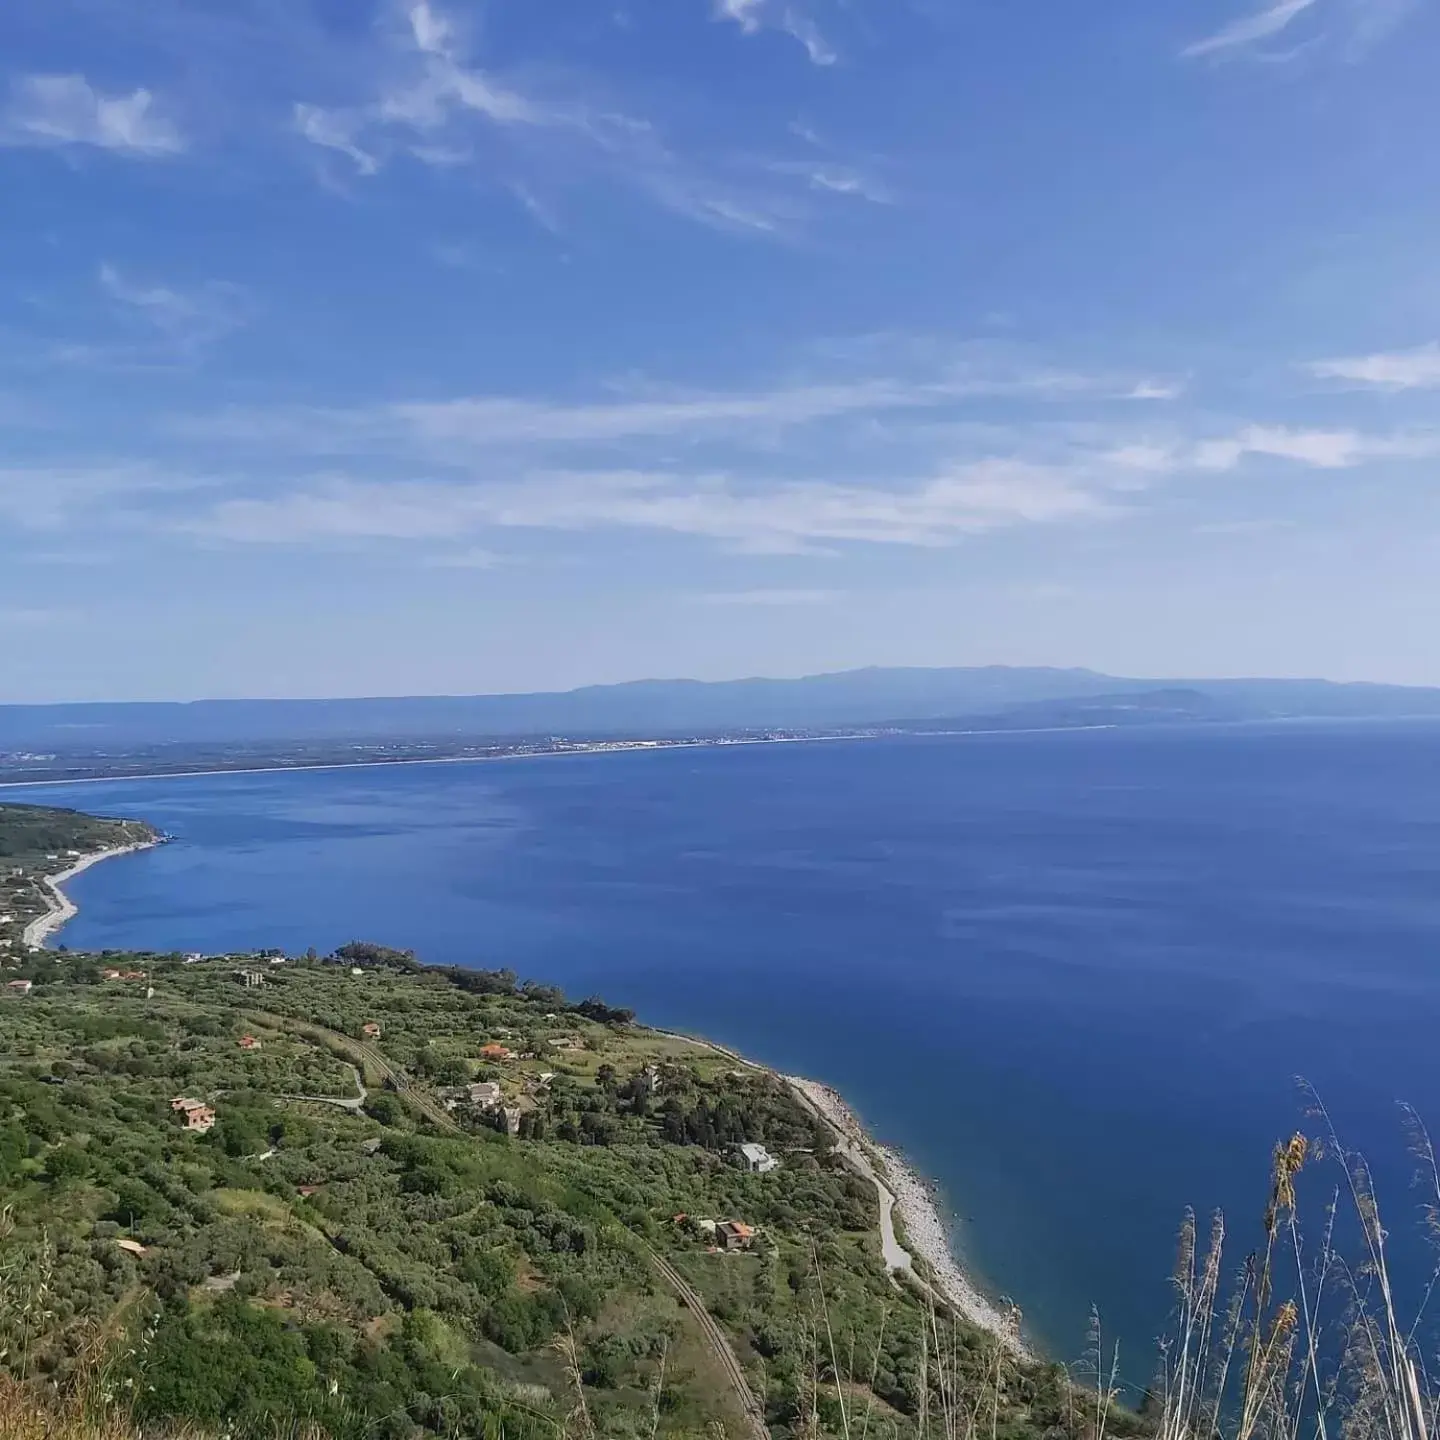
[21, 839, 160, 950]
[784, 1075, 1033, 1360]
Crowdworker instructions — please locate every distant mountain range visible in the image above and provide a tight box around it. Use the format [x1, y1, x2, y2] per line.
[4, 667, 1440, 750]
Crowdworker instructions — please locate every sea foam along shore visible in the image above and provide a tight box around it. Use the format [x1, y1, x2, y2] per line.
[785, 1075, 1034, 1361]
[21, 839, 160, 950]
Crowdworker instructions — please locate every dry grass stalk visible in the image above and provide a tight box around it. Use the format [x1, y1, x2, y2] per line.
[858, 1306, 889, 1440]
[551, 1312, 596, 1440]
[1153, 1100, 1440, 1440]
[648, 1334, 669, 1440]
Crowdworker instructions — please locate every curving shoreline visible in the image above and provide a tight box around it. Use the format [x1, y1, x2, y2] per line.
[784, 1076, 1033, 1360]
[9, 813, 1032, 1359]
[21, 839, 161, 950]
[650, 1025, 1032, 1358]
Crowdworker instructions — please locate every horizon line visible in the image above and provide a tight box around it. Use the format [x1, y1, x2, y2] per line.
[0, 662, 1431, 710]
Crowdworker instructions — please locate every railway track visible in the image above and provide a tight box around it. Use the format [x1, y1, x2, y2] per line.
[647, 1247, 770, 1440]
[255, 1012, 460, 1134]
[257, 1010, 766, 1434]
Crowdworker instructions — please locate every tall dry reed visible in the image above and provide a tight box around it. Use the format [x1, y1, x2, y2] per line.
[1152, 1095, 1439, 1440]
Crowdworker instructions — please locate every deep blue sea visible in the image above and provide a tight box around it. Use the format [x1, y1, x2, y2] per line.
[12, 723, 1440, 1374]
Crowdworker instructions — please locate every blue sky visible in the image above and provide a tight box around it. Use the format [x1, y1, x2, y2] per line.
[2, 0, 1439, 701]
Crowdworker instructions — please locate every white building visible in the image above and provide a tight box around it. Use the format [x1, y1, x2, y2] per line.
[737, 1142, 779, 1175]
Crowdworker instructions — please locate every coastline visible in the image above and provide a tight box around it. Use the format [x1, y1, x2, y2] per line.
[20, 839, 160, 950]
[0, 723, 1121, 793]
[2, 771, 1039, 1364]
[651, 1027, 1032, 1359]
[783, 1075, 1033, 1360]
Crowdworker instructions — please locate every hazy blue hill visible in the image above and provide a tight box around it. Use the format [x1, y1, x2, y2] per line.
[881, 686, 1245, 732]
[3, 667, 1440, 749]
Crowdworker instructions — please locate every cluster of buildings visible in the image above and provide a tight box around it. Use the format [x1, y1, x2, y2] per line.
[101, 968, 147, 983]
[669, 1142, 781, 1255]
[439, 1078, 524, 1135]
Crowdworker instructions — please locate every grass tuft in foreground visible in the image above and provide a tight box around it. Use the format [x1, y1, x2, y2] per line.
[1152, 1090, 1438, 1440]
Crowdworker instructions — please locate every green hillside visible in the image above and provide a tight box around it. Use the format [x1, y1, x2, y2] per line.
[0, 928, 1090, 1440]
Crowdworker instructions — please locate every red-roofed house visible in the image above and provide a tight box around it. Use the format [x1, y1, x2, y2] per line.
[716, 1220, 756, 1252]
[171, 1096, 217, 1133]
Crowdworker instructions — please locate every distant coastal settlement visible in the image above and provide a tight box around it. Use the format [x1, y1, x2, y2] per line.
[2, 800, 1048, 1440]
[0, 687, 1243, 788]
[0, 730, 854, 788]
[0, 731, 979, 795]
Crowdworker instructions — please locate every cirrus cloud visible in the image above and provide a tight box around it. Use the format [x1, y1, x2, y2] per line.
[0, 73, 184, 157]
[1307, 343, 1440, 390]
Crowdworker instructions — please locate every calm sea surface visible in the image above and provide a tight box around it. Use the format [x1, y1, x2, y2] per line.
[12, 724, 1440, 1371]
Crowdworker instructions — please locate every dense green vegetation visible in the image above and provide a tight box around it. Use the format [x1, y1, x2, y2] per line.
[0, 943, 1109, 1440]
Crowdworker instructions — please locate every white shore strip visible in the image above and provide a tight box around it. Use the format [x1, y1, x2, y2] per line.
[20, 840, 160, 950]
[783, 1076, 1033, 1360]
[650, 1025, 1033, 1358]
[0, 724, 1118, 793]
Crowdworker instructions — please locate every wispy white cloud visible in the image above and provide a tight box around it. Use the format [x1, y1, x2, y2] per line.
[293, 102, 378, 176]
[1191, 423, 1439, 469]
[180, 459, 1118, 554]
[0, 73, 184, 157]
[76, 263, 249, 366]
[19, 405, 1438, 565]
[1124, 378, 1187, 400]
[510, 183, 565, 235]
[768, 160, 892, 204]
[780, 11, 839, 65]
[714, 0, 766, 34]
[712, 0, 838, 64]
[1181, 0, 1415, 58]
[165, 357, 1170, 458]
[1307, 343, 1440, 390]
[290, 0, 807, 236]
[1181, 0, 1320, 57]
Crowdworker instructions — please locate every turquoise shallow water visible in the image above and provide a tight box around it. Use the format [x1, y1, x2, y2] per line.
[13, 723, 1440, 1372]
